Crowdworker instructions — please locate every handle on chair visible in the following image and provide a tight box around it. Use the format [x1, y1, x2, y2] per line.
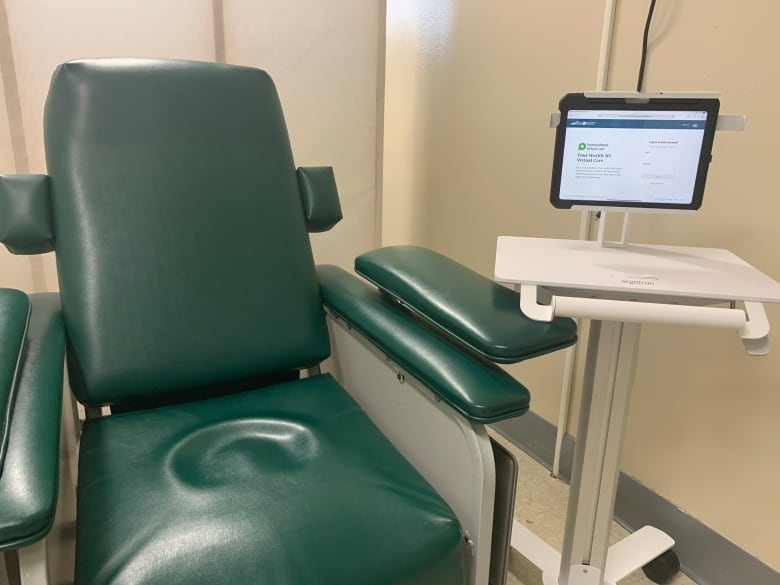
[519, 284, 770, 356]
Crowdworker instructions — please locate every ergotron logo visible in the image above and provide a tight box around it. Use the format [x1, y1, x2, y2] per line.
[620, 275, 658, 286]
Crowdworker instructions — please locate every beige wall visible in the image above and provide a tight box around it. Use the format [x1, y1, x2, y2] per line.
[0, 0, 383, 294]
[384, 0, 780, 571]
[0, 41, 39, 290]
[222, 1, 383, 267]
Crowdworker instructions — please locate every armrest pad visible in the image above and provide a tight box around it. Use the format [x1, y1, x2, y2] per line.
[0, 293, 65, 550]
[0, 175, 55, 255]
[297, 167, 342, 232]
[317, 265, 530, 423]
[355, 246, 577, 363]
[0, 289, 30, 473]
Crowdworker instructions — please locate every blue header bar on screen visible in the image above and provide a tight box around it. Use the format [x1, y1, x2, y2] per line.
[567, 119, 706, 129]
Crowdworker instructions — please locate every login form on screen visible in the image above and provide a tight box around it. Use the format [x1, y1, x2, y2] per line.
[559, 109, 707, 205]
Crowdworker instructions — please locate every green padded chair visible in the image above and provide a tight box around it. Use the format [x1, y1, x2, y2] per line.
[0, 59, 577, 585]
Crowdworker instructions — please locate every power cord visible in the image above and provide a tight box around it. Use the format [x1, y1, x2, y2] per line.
[636, 0, 657, 91]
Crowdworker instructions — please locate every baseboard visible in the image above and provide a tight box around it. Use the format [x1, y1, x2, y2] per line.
[492, 413, 780, 585]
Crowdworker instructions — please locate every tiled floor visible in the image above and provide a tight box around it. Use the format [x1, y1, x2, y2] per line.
[492, 431, 697, 585]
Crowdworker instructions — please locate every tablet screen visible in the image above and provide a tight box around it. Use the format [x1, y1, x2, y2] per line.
[550, 93, 720, 211]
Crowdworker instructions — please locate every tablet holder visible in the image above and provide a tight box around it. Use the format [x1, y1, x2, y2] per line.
[549, 92, 745, 248]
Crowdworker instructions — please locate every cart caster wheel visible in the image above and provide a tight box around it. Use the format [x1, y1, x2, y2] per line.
[642, 548, 680, 584]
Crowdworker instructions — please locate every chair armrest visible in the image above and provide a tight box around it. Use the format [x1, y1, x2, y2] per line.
[355, 246, 577, 363]
[0, 289, 30, 472]
[317, 265, 530, 423]
[0, 174, 55, 255]
[297, 167, 342, 233]
[0, 293, 65, 551]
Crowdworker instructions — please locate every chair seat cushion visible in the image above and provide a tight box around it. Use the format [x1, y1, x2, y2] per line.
[75, 374, 465, 585]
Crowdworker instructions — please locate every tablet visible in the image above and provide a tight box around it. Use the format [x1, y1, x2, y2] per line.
[550, 92, 720, 211]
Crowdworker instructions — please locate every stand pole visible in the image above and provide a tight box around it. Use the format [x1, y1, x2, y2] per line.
[559, 321, 641, 584]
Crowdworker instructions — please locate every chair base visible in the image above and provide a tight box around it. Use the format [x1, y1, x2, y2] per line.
[2, 540, 49, 585]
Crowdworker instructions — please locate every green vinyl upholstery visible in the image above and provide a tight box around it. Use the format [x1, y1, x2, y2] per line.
[355, 246, 577, 363]
[318, 265, 531, 422]
[0, 175, 54, 255]
[76, 375, 463, 585]
[297, 166, 343, 232]
[0, 294, 65, 551]
[0, 288, 29, 473]
[45, 59, 330, 407]
[35, 59, 466, 585]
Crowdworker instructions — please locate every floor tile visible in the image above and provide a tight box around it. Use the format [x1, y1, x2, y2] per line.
[491, 431, 696, 585]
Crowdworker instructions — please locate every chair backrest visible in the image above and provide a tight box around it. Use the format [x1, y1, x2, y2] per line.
[44, 59, 330, 407]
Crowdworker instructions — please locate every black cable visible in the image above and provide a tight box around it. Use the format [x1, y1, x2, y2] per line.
[636, 0, 657, 92]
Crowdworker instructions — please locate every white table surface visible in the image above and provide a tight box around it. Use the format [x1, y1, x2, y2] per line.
[495, 236, 780, 304]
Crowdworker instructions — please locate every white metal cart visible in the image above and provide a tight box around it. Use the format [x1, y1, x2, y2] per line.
[495, 235, 780, 585]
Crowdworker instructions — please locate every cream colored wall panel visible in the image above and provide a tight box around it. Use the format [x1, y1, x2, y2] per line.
[0, 254, 33, 290]
[0, 59, 34, 290]
[224, 0, 382, 268]
[419, 2, 603, 272]
[0, 61, 15, 170]
[383, 0, 455, 247]
[6, 0, 215, 173]
[39, 252, 57, 291]
[625, 319, 780, 567]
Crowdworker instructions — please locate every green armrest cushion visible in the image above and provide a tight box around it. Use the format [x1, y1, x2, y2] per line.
[297, 166, 343, 232]
[355, 246, 577, 363]
[317, 265, 531, 423]
[0, 289, 30, 473]
[0, 293, 65, 551]
[0, 175, 55, 255]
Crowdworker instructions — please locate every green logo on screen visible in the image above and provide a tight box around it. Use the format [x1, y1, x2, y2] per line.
[578, 142, 587, 150]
